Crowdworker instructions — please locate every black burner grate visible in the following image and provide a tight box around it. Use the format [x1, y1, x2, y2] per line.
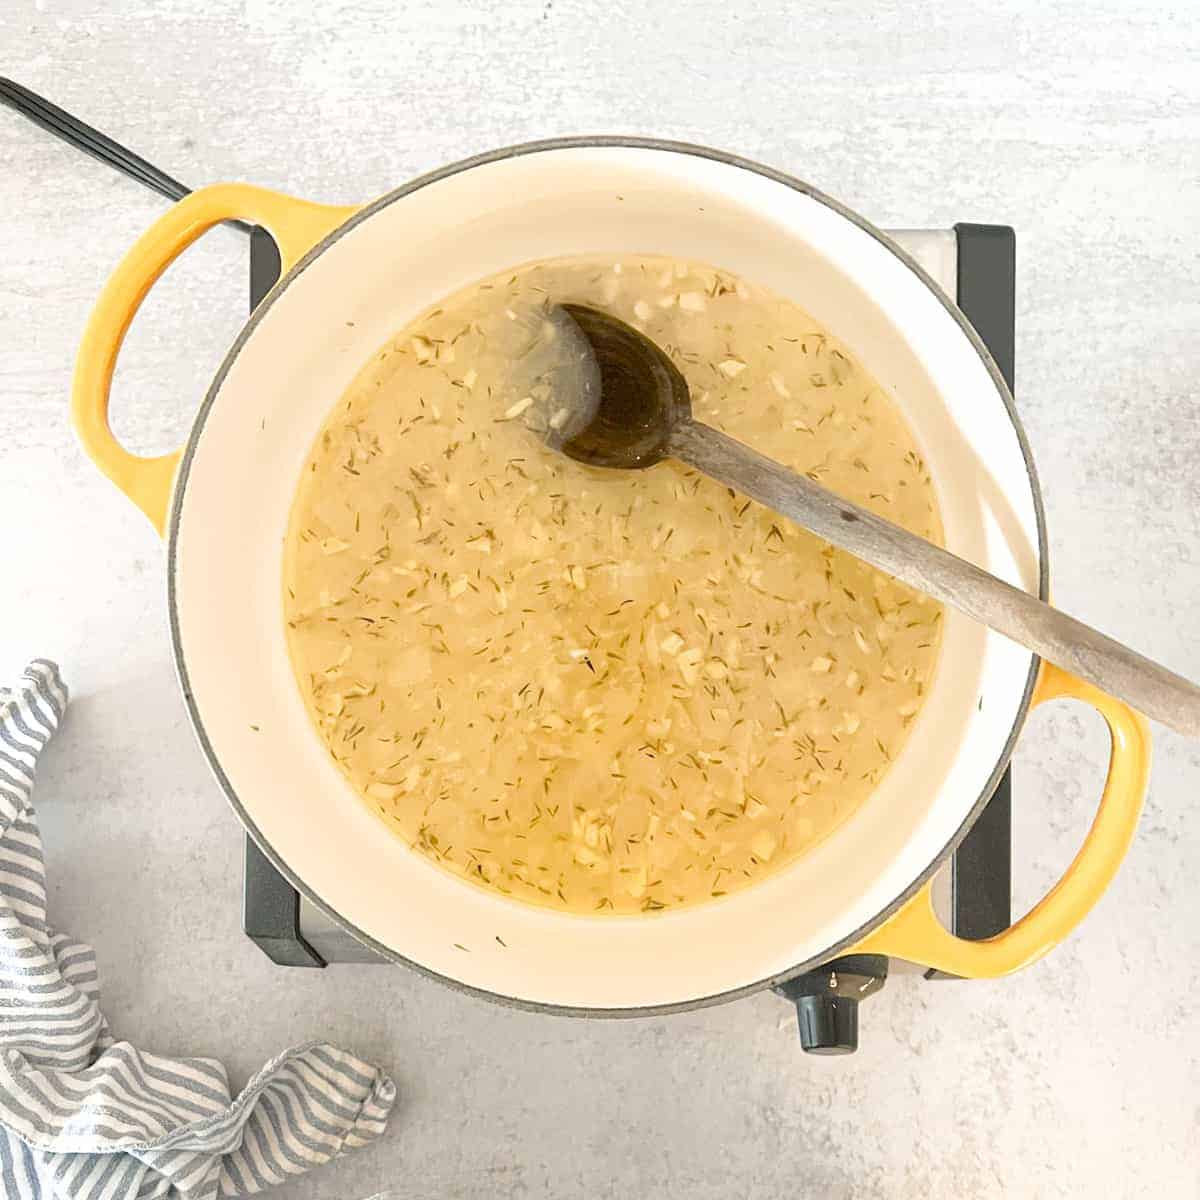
[242, 225, 1019, 1025]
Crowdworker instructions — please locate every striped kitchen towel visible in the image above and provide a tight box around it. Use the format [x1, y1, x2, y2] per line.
[0, 660, 397, 1199]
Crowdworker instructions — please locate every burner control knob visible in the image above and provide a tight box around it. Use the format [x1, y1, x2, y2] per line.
[773, 954, 889, 1055]
[794, 992, 860, 1055]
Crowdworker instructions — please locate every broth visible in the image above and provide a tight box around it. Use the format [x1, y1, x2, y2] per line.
[284, 255, 942, 914]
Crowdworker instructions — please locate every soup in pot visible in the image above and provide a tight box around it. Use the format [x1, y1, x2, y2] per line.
[284, 255, 943, 915]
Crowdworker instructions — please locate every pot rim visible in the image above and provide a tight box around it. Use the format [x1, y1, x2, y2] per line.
[167, 135, 1049, 1016]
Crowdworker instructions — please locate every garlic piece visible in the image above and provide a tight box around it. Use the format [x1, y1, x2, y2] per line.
[660, 632, 685, 656]
[750, 831, 777, 861]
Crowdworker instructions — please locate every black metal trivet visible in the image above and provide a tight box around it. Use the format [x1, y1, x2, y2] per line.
[242, 222, 1018, 1053]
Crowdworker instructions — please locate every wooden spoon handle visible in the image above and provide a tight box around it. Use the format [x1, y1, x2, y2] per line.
[671, 419, 1200, 738]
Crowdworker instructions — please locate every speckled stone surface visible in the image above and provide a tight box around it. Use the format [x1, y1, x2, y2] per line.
[1, 2, 1198, 1197]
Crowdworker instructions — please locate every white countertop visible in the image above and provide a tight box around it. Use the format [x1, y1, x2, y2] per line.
[2, 2, 1198, 1197]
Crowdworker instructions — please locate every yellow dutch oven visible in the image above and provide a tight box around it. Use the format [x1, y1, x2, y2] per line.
[71, 139, 1150, 1013]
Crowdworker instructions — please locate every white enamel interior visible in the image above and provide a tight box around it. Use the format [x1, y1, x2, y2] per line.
[171, 145, 1041, 1009]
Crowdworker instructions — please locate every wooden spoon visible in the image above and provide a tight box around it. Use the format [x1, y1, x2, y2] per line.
[542, 302, 1200, 737]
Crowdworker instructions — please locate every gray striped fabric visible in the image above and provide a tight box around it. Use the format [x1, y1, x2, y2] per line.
[0, 661, 397, 1199]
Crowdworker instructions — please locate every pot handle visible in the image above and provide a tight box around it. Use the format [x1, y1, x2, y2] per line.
[852, 661, 1150, 976]
[71, 183, 359, 534]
